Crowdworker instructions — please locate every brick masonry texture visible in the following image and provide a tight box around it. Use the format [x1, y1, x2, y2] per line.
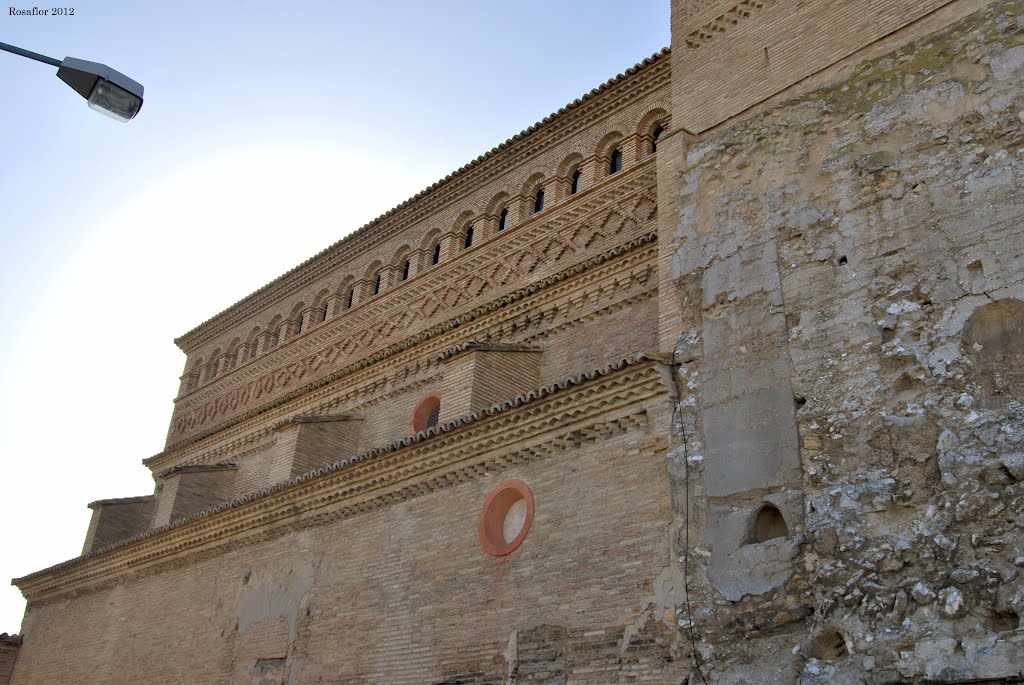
[0, 634, 18, 685]
[15, 429, 679, 684]
[8, 1, 1024, 683]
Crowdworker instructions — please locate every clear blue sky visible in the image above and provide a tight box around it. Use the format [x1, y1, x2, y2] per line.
[0, 0, 669, 631]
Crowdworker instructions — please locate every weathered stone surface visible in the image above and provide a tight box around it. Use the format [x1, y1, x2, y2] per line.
[666, 1, 1024, 682]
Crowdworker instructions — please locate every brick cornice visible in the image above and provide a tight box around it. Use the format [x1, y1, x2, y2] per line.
[15, 356, 675, 603]
[173, 52, 670, 353]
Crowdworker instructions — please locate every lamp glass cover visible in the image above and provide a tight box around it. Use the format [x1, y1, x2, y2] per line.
[87, 78, 142, 122]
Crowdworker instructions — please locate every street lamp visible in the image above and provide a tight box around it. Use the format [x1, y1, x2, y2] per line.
[0, 41, 143, 122]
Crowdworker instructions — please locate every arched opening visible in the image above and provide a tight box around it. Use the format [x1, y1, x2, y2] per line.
[809, 630, 849, 660]
[410, 393, 442, 434]
[533, 188, 545, 213]
[748, 504, 789, 543]
[206, 349, 222, 380]
[287, 303, 306, 338]
[224, 339, 240, 370]
[186, 358, 203, 391]
[373, 272, 382, 295]
[651, 125, 665, 153]
[266, 317, 281, 350]
[431, 242, 441, 265]
[246, 328, 261, 360]
[962, 298, 1024, 409]
[346, 287, 355, 309]
[402, 259, 411, 281]
[463, 224, 474, 248]
[609, 148, 622, 175]
[570, 169, 582, 194]
[497, 207, 508, 231]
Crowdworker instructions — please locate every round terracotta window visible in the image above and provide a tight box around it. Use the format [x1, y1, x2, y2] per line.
[410, 393, 442, 434]
[478, 479, 535, 556]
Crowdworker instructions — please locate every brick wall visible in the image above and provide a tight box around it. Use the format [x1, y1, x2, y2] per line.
[13, 428, 681, 684]
[671, 0, 952, 133]
[0, 634, 19, 685]
[13, 2, 1023, 683]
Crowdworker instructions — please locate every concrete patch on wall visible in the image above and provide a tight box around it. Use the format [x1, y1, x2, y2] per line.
[702, 386, 801, 496]
[234, 555, 316, 681]
[707, 490, 803, 601]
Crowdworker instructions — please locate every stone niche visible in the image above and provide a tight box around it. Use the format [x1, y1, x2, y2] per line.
[962, 298, 1024, 410]
[152, 463, 238, 529]
[82, 495, 156, 555]
[267, 414, 364, 485]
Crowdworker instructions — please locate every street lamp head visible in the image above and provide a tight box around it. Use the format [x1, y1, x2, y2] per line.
[56, 57, 143, 122]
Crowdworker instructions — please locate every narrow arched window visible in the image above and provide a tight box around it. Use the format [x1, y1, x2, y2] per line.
[402, 259, 411, 281]
[609, 148, 622, 174]
[295, 316, 303, 335]
[374, 273, 382, 295]
[319, 305, 328, 322]
[570, 169, 582, 195]
[346, 288, 355, 309]
[651, 125, 665, 153]
[498, 208, 508, 231]
[432, 242, 441, 265]
[533, 188, 545, 213]
[463, 224, 474, 248]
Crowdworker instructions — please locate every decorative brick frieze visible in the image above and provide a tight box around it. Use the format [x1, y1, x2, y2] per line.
[173, 55, 670, 355]
[675, 0, 730, 22]
[683, 0, 777, 49]
[15, 356, 673, 603]
[144, 236, 659, 475]
[167, 176, 658, 444]
[175, 164, 658, 416]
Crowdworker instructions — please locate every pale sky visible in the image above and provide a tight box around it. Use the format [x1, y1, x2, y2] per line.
[0, 0, 670, 631]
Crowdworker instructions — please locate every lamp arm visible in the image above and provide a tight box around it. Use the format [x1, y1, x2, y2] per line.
[0, 41, 62, 68]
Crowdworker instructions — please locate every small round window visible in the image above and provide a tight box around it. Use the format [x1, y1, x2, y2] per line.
[410, 393, 442, 434]
[478, 480, 535, 556]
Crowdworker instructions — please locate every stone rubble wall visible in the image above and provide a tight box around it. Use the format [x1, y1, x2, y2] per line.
[666, 2, 1024, 682]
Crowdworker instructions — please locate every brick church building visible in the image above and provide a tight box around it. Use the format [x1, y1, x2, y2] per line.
[7, 1, 1024, 683]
